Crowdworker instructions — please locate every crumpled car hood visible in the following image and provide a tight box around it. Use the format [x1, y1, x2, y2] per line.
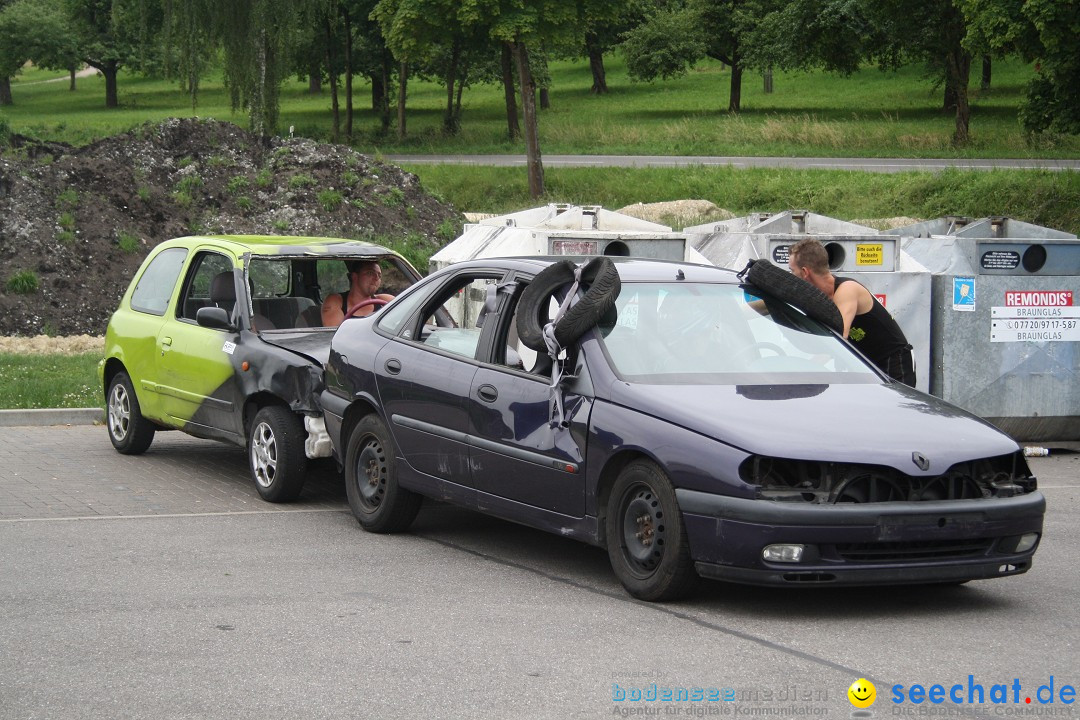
[606, 380, 1018, 475]
[259, 330, 335, 366]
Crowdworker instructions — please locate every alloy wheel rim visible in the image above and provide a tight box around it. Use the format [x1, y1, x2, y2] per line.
[108, 383, 130, 441]
[250, 421, 277, 488]
[620, 483, 666, 576]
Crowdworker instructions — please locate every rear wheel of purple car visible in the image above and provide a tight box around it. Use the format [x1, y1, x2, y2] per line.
[345, 414, 421, 533]
[606, 460, 698, 601]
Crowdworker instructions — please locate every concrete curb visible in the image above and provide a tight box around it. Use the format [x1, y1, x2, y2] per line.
[0, 408, 104, 427]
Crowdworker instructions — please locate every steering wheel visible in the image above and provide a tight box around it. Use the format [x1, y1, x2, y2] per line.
[344, 297, 389, 320]
[732, 341, 787, 364]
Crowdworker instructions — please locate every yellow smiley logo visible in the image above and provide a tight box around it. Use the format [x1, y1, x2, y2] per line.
[848, 678, 877, 708]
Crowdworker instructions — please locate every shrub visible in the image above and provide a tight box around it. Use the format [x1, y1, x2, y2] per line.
[136, 186, 151, 202]
[117, 231, 140, 254]
[289, 173, 315, 190]
[342, 170, 360, 185]
[382, 187, 406, 207]
[255, 168, 273, 188]
[56, 189, 78, 209]
[56, 230, 75, 244]
[236, 196, 253, 211]
[227, 176, 250, 195]
[437, 218, 459, 243]
[272, 219, 290, 232]
[58, 211, 76, 231]
[6, 270, 39, 294]
[317, 189, 343, 212]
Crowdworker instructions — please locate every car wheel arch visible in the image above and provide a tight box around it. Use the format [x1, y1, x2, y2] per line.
[243, 392, 291, 434]
[340, 398, 382, 456]
[102, 357, 127, 399]
[595, 449, 661, 548]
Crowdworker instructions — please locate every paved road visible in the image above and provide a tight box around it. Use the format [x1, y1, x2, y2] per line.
[2, 425, 1078, 719]
[386, 154, 1080, 172]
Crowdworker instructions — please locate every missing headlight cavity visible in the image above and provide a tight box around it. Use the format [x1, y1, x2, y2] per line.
[739, 452, 1035, 504]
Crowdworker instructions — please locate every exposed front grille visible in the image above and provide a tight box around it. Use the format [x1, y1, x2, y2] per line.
[834, 538, 994, 562]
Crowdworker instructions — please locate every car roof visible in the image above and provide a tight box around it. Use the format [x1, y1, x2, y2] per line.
[160, 235, 405, 258]
[452, 255, 744, 284]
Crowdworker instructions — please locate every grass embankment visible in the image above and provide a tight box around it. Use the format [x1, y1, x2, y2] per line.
[0, 353, 102, 409]
[4, 56, 1078, 158]
[408, 165, 1080, 235]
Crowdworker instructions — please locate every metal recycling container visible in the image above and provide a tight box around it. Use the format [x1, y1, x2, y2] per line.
[686, 211, 933, 393]
[883, 217, 1080, 441]
[430, 204, 710, 273]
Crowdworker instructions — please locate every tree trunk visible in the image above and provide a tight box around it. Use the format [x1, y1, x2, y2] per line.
[379, 52, 392, 133]
[763, 68, 773, 94]
[69, 65, 76, 91]
[586, 34, 607, 94]
[444, 41, 460, 134]
[325, 18, 340, 142]
[0, 77, 12, 106]
[949, 49, 973, 145]
[371, 75, 384, 113]
[943, 74, 958, 112]
[309, 56, 322, 93]
[511, 39, 543, 199]
[397, 62, 408, 141]
[343, 7, 353, 140]
[981, 55, 991, 91]
[539, 87, 550, 110]
[455, 61, 466, 120]
[103, 61, 119, 108]
[501, 43, 519, 141]
[728, 63, 742, 112]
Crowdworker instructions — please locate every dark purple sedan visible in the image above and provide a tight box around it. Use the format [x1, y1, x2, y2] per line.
[320, 257, 1043, 601]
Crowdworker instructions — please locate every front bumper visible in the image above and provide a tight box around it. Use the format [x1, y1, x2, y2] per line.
[676, 489, 1045, 587]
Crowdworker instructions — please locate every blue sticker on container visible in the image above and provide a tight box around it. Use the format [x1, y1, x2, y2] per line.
[953, 277, 975, 312]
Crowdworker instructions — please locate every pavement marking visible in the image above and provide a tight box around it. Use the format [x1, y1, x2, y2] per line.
[0, 508, 348, 524]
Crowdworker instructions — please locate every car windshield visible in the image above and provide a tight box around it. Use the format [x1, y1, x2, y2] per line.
[597, 282, 879, 385]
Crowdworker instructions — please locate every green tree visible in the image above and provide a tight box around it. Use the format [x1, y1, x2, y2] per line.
[960, 0, 1079, 135]
[64, 0, 147, 108]
[0, 0, 74, 105]
[622, 0, 782, 113]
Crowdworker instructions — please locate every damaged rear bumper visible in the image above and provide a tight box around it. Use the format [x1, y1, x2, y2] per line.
[676, 489, 1045, 587]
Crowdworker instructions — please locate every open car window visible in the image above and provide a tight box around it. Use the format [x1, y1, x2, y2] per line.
[598, 282, 879, 385]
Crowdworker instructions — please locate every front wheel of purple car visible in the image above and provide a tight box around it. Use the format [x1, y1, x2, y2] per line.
[345, 414, 421, 533]
[606, 460, 698, 601]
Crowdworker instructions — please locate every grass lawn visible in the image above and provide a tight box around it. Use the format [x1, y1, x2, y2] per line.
[2, 55, 1078, 158]
[406, 165, 1080, 235]
[0, 353, 102, 409]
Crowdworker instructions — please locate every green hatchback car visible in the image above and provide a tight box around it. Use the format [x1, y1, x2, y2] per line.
[99, 235, 420, 501]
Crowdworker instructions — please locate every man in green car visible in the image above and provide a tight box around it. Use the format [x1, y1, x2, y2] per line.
[321, 260, 395, 327]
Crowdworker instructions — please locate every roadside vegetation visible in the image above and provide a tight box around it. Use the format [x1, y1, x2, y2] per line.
[0, 352, 102, 409]
[408, 165, 1080, 236]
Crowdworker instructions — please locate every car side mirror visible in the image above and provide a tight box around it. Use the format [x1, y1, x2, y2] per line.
[196, 306, 236, 331]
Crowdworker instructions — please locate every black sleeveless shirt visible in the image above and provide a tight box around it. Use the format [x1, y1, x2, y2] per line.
[834, 277, 910, 368]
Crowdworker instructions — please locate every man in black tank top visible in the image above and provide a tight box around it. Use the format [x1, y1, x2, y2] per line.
[788, 238, 915, 386]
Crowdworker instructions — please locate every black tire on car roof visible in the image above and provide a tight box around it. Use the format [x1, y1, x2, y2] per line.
[516, 257, 622, 353]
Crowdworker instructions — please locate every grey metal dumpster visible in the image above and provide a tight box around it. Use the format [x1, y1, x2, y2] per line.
[431, 204, 709, 273]
[884, 217, 1080, 441]
[686, 211, 933, 393]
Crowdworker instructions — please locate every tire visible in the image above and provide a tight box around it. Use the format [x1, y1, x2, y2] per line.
[344, 414, 421, 533]
[106, 371, 155, 455]
[517, 257, 622, 352]
[745, 259, 844, 334]
[248, 406, 307, 502]
[605, 460, 698, 601]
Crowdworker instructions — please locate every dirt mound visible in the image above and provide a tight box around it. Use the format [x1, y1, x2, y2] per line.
[0, 118, 461, 336]
[616, 200, 735, 227]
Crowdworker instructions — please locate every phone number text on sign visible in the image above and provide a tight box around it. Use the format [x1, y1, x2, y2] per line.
[991, 306, 1080, 342]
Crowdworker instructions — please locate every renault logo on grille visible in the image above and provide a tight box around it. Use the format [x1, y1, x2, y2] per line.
[912, 452, 930, 471]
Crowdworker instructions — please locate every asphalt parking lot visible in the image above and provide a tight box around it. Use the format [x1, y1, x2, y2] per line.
[2, 425, 1078, 719]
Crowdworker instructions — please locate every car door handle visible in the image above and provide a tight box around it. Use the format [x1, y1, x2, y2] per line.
[477, 384, 498, 403]
[385, 358, 401, 375]
[160, 337, 172, 355]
